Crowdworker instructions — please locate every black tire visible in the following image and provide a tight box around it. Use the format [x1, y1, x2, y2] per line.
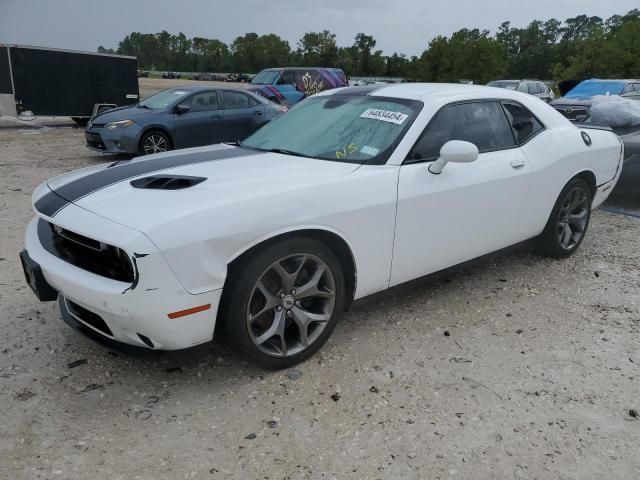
[139, 130, 172, 156]
[71, 117, 89, 125]
[222, 237, 346, 369]
[538, 178, 592, 258]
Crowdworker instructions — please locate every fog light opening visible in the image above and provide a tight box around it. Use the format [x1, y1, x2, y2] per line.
[137, 333, 155, 348]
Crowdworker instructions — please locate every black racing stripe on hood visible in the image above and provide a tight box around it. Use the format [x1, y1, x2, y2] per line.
[35, 147, 260, 217]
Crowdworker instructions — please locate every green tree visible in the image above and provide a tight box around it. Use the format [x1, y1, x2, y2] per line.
[297, 30, 338, 66]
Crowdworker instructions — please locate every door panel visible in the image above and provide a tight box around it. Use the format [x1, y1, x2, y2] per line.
[220, 91, 266, 141]
[172, 90, 224, 148]
[173, 110, 224, 148]
[390, 149, 532, 286]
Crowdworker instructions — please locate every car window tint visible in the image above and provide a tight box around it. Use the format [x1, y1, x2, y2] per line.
[183, 91, 219, 112]
[517, 83, 528, 93]
[222, 91, 251, 110]
[634, 83, 640, 92]
[410, 101, 516, 161]
[527, 83, 537, 94]
[501, 102, 544, 144]
[277, 71, 295, 85]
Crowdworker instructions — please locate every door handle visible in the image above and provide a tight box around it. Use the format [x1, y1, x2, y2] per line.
[211, 114, 222, 119]
[253, 110, 263, 116]
[510, 159, 525, 169]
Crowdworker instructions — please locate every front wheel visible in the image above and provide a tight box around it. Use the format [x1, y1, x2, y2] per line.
[222, 238, 345, 369]
[139, 130, 172, 156]
[538, 178, 592, 258]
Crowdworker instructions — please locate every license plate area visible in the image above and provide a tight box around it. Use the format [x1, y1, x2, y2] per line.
[19, 250, 58, 301]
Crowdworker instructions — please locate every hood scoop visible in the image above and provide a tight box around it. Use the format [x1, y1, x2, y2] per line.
[130, 175, 206, 190]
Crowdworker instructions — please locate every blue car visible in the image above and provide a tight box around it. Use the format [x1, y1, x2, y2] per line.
[85, 85, 286, 155]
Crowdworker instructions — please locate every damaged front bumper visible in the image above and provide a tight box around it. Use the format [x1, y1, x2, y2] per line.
[23, 207, 221, 350]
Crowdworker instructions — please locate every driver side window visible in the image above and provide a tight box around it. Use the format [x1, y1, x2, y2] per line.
[407, 101, 516, 163]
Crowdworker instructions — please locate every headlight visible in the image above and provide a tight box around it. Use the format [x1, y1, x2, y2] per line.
[106, 120, 134, 130]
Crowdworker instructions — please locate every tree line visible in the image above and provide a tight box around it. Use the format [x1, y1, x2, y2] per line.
[99, 9, 640, 83]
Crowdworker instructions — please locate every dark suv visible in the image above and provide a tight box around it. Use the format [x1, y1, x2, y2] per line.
[551, 79, 640, 121]
[487, 80, 555, 103]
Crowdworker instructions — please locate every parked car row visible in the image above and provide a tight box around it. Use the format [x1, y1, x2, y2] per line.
[487, 79, 555, 102]
[85, 67, 349, 154]
[192, 72, 253, 82]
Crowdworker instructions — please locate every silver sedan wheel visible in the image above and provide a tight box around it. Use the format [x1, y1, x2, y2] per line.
[557, 185, 589, 250]
[142, 134, 168, 155]
[247, 253, 336, 357]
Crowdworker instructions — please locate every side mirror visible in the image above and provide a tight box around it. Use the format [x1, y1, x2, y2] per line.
[428, 140, 479, 175]
[174, 104, 190, 114]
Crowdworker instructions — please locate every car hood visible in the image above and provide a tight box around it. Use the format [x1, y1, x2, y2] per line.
[39, 145, 361, 232]
[551, 98, 593, 107]
[91, 105, 160, 125]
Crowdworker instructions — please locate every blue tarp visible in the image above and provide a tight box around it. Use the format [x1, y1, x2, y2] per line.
[565, 80, 625, 99]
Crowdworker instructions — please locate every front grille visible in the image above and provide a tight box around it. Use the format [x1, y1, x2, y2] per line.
[66, 299, 113, 336]
[85, 132, 105, 150]
[38, 219, 135, 282]
[554, 106, 590, 121]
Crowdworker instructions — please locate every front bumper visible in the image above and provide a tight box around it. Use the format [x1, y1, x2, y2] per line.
[85, 125, 142, 154]
[24, 214, 221, 350]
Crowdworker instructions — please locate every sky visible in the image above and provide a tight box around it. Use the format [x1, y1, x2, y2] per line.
[1, 0, 638, 56]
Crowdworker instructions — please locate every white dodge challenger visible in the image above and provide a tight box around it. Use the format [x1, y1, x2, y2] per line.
[21, 84, 624, 368]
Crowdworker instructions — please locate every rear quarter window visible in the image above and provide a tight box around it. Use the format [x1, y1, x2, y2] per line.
[501, 102, 544, 144]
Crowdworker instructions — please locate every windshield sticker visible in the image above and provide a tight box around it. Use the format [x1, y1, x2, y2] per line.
[360, 108, 408, 125]
[360, 146, 380, 156]
[173, 91, 188, 95]
[336, 143, 358, 159]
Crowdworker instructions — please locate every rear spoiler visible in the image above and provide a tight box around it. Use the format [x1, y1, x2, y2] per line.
[573, 122, 612, 132]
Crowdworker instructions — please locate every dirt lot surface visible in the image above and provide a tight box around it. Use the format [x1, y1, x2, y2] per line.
[138, 77, 249, 99]
[1, 81, 640, 479]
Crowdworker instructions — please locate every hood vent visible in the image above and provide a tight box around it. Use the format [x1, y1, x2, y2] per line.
[130, 175, 206, 190]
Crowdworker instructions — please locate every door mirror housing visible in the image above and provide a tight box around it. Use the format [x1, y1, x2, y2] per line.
[428, 140, 479, 175]
[174, 104, 190, 114]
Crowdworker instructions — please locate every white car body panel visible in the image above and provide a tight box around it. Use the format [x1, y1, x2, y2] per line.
[23, 84, 624, 350]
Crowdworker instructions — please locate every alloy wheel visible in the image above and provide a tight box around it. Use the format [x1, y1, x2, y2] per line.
[143, 134, 168, 155]
[246, 253, 336, 357]
[557, 186, 589, 250]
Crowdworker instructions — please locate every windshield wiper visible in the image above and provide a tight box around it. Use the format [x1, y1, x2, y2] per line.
[265, 148, 313, 158]
[237, 143, 314, 159]
[137, 104, 151, 109]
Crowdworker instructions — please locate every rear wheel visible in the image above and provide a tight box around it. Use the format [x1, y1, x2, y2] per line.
[538, 178, 592, 258]
[222, 238, 345, 369]
[139, 130, 172, 156]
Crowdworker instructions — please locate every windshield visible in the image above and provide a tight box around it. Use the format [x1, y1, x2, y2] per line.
[139, 88, 191, 109]
[241, 95, 421, 163]
[252, 70, 281, 85]
[487, 81, 519, 90]
[565, 81, 625, 99]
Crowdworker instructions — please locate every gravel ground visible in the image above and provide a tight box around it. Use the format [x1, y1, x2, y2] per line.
[1, 95, 640, 479]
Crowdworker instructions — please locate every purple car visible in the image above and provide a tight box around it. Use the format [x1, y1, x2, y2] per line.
[249, 67, 348, 105]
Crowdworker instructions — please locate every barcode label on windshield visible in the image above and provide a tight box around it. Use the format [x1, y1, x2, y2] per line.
[360, 109, 408, 125]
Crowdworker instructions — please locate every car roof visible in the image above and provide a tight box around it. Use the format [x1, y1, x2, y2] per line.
[259, 67, 343, 72]
[321, 83, 539, 102]
[164, 84, 255, 93]
[582, 78, 637, 83]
